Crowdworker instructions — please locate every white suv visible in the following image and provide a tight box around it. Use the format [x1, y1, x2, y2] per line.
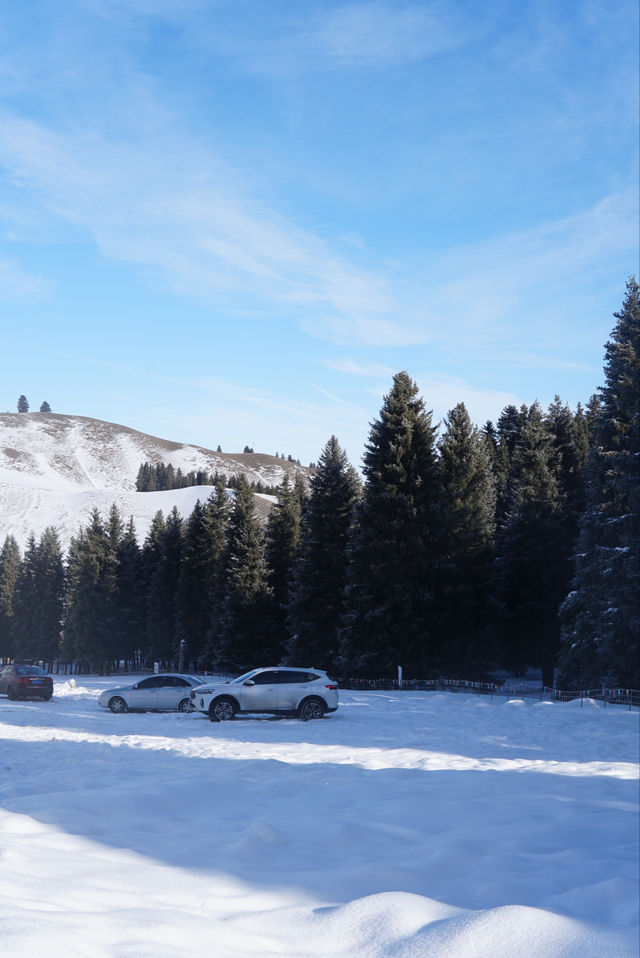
[190, 667, 339, 722]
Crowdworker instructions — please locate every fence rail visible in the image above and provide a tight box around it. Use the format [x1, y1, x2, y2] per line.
[338, 677, 640, 708]
[543, 687, 640, 708]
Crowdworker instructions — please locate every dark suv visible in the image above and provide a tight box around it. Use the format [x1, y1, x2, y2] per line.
[0, 664, 53, 700]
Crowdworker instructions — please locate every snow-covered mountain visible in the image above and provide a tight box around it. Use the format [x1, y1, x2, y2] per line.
[0, 412, 306, 552]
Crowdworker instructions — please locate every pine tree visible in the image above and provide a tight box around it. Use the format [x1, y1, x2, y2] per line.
[35, 527, 64, 662]
[558, 279, 640, 688]
[339, 372, 442, 677]
[264, 475, 305, 656]
[17, 395, 29, 413]
[63, 510, 118, 669]
[11, 528, 64, 664]
[215, 476, 273, 670]
[493, 404, 529, 529]
[39, 401, 52, 413]
[11, 535, 38, 660]
[112, 517, 144, 666]
[0, 535, 21, 659]
[495, 403, 566, 684]
[545, 397, 588, 542]
[175, 489, 229, 666]
[201, 478, 231, 657]
[145, 507, 183, 665]
[438, 403, 497, 672]
[287, 436, 361, 671]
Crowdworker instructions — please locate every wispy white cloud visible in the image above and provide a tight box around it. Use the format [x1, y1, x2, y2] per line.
[0, 259, 49, 302]
[412, 374, 521, 427]
[154, 1, 470, 76]
[307, 2, 465, 68]
[0, 104, 634, 360]
[407, 191, 638, 356]
[0, 112, 399, 340]
[321, 358, 395, 378]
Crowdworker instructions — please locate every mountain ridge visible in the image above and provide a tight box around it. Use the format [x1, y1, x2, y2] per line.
[0, 412, 308, 552]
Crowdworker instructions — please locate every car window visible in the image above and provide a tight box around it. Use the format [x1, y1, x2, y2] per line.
[252, 671, 278, 685]
[137, 677, 162, 689]
[17, 666, 45, 676]
[156, 676, 176, 687]
[174, 677, 190, 687]
[277, 671, 307, 684]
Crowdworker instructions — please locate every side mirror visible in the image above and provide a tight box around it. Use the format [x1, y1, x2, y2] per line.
[132, 683, 139, 690]
[243, 679, 255, 686]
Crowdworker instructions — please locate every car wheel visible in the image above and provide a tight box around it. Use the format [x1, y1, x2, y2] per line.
[177, 698, 190, 712]
[109, 696, 128, 713]
[209, 696, 236, 722]
[43, 692, 52, 701]
[7, 685, 17, 701]
[299, 698, 325, 721]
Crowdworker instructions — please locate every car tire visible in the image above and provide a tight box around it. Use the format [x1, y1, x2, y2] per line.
[7, 685, 17, 701]
[43, 692, 52, 701]
[209, 696, 237, 722]
[109, 696, 128, 713]
[299, 698, 326, 721]
[177, 698, 190, 712]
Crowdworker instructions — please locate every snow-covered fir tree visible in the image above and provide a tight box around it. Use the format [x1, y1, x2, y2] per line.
[558, 279, 640, 688]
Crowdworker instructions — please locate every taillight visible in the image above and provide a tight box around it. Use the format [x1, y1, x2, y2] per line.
[17, 677, 30, 684]
[325, 684, 338, 690]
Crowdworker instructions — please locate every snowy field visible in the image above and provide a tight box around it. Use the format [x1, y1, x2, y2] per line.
[0, 679, 637, 958]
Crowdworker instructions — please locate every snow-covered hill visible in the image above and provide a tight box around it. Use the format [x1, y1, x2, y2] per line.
[0, 412, 304, 552]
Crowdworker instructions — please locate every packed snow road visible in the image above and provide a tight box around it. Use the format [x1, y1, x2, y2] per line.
[0, 678, 637, 957]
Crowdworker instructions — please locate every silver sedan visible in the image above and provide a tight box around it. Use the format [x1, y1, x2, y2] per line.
[98, 674, 206, 713]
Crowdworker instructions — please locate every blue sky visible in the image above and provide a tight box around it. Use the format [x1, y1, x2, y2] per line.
[0, 0, 637, 468]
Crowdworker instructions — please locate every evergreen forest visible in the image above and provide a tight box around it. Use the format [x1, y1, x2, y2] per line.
[135, 461, 280, 495]
[1, 281, 638, 687]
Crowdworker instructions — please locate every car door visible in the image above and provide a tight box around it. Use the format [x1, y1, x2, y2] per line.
[238, 670, 279, 712]
[277, 671, 312, 711]
[154, 675, 181, 710]
[127, 675, 162, 709]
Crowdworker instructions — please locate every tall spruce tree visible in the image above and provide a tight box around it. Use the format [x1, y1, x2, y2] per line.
[493, 404, 529, 529]
[11, 535, 38, 660]
[438, 403, 497, 673]
[63, 510, 118, 669]
[495, 403, 566, 684]
[546, 396, 588, 535]
[215, 476, 273, 670]
[175, 488, 229, 666]
[287, 436, 361, 671]
[145, 507, 184, 665]
[12, 531, 64, 664]
[558, 279, 640, 687]
[339, 372, 442, 677]
[112, 516, 144, 666]
[201, 478, 231, 657]
[0, 535, 20, 659]
[265, 474, 306, 656]
[25, 527, 65, 663]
